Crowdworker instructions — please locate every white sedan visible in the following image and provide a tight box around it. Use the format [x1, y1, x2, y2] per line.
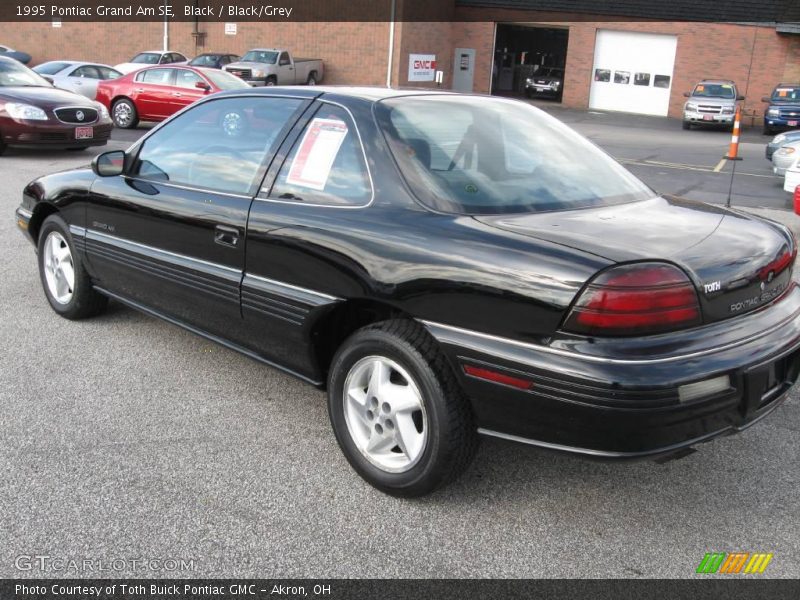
[784, 154, 800, 194]
[114, 51, 188, 75]
[33, 61, 121, 99]
[772, 140, 800, 177]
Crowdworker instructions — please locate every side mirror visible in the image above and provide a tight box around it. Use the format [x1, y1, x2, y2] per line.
[736, 95, 745, 101]
[195, 81, 211, 92]
[762, 96, 771, 103]
[92, 150, 125, 177]
[683, 91, 690, 97]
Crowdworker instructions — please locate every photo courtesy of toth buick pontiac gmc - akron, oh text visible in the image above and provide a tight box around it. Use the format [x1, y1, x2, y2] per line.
[15, 87, 800, 496]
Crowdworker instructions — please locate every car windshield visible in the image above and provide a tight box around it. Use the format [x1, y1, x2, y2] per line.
[692, 83, 735, 99]
[0, 59, 52, 87]
[376, 96, 654, 215]
[240, 51, 278, 64]
[540, 68, 563, 78]
[772, 86, 800, 101]
[199, 68, 250, 90]
[131, 53, 161, 64]
[189, 55, 219, 66]
[33, 61, 71, 75]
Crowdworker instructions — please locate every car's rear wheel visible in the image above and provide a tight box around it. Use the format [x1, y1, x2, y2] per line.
[112, 98, 139, 129]
[38, 214, 107, 320]
[327, 320, 478, 497]
[307, 72, 317, 86]
[682, 120, 691, 130]
[265, 76, 277, 87]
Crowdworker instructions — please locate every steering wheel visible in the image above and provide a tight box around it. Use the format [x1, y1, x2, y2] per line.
[187, 146, 247, 189]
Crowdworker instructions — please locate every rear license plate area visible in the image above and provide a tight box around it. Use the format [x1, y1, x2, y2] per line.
[703, 114, 713, 121]
[75, 127, 93, 140]
[788, 120, 798, 126]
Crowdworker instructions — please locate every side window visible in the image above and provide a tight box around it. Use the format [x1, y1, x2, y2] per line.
[138, 68, 174, 85]
[71, 66, 100, 79]
[175, 70, 204, 89]
[270, 105, 371, 206]
[99, 67, 121, 80]
[279, 52, 291, 66]
[132, 96, 303, 196]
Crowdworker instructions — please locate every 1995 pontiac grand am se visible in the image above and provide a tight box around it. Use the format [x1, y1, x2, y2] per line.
[15, 87, 800, 496]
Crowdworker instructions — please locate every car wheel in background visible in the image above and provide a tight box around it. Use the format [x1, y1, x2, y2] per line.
[37, 214, 107, 320]
[66, 146, 89, 152]
[682, 121, 691, 130]
[763, 124, 774, 136]
[112, 98, 139, 129]
[0, 138, 6, 156]
[307, 72, 317, 86]
[327, 320, 478, 497]
[265, 76, 277, 87]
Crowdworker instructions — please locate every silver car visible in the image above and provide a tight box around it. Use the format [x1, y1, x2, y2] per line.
[772, 140, 800, 177]
[33, 61, 122, 100]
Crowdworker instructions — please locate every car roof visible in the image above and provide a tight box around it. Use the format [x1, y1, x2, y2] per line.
[775, 83, 800, 87]
[269, 85, 459, 101]
[698, 79, 736, 85]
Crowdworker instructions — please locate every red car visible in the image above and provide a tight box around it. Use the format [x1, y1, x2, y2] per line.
[96, 65, 249, 129]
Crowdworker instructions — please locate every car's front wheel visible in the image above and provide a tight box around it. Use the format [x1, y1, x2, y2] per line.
[37, 214, 107, 319]
[327, 320, 478, 497]
[112, 98, 139, 129]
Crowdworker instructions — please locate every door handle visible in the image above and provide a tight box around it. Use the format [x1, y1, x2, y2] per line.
[214, 225, 239, 247]
[172, 92, 182, 97]
[134, 88, 144, 93]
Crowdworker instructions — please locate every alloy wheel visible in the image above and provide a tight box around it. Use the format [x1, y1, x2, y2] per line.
[43, 231, 75, 305]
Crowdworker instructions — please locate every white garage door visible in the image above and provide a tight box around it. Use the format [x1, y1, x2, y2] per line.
[589, 30, 678, 116]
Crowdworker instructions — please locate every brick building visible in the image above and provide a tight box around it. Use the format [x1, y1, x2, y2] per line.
[1, 0, 798, 122]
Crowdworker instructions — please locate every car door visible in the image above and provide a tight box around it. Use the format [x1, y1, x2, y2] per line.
[84, 94, 310, 339]
[133, 68, 176, 120]
[277, 52, 295, 84]
[64, 65, 101, 99]
[171, 69, 209, 112]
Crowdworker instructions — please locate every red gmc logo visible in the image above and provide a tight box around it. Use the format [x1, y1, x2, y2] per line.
[413, 60, 436, 70]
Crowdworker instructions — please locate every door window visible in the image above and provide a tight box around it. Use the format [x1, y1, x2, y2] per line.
[279, 52, 291, 66]
[70, 65, 101, 79]
[137, 68, 174, 85]
[175, 70, 205, 89]
[269, 105, 371, 206]
[98, 67, 122, 80]
[132, 96, 304, 196]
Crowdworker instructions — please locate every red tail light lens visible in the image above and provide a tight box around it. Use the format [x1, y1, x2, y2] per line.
[563, 262, 701, 336]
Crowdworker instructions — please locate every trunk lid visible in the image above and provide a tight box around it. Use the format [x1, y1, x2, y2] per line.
[476, 196, 795, 324]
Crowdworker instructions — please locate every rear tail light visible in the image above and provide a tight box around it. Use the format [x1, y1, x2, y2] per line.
[563, 262, 701, 336]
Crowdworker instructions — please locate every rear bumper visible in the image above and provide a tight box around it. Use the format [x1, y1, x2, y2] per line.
[423, 287, 800, 458]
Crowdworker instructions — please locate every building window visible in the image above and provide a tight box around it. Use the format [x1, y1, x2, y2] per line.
[594, 69, 610, 82]
[654, 74, 671, 89]
[634, 72, 650, 86]
[614, 71, 630, 84]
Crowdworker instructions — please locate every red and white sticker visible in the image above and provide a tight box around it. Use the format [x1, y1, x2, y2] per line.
[285, 118, 348, 191]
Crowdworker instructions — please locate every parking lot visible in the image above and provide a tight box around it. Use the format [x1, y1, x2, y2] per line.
[2, 109, 799, 579]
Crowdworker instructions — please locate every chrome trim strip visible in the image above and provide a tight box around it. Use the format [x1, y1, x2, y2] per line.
[477, 427, 728, 458]
[243, 272, 340, 302]
[86, 229, 240, 275]
[68, 225, 87, 237]
[16, 208, 33, 219]
[422, 315, 800, 366]
[256, 99, 375, 210]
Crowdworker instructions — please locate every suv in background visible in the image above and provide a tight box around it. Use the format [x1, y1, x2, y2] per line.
[762, 84, 800, 136]
[682, 80, 744, 130]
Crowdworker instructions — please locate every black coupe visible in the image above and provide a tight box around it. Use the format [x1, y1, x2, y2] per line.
[16, 87, 800, 496]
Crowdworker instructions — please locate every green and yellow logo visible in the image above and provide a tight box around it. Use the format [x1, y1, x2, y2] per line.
[696, 552, 773, 574]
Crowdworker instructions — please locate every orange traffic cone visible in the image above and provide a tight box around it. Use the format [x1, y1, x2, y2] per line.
[726, 105, 742, 160]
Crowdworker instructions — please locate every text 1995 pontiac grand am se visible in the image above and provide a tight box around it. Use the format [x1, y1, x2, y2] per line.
[15, 87, 800, 496]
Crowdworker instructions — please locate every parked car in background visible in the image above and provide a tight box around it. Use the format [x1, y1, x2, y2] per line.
[188, 53, 240, 69]
[785, 155, 800, 193]
[15, 88, 800, 496]
[766, 130, 800, 161]
[682, 80, 744, 130]
[771, 140, 800, 177]
[0, 56, 111, 155]
[524, 67, 563, 99]
[0, 44, 31, 65]
[33, 61, 122, 100]
[224, 49, 323, 86]
[114, 51, 188, 75]
[763, 84, 800, 136]
[95, 65, 248, 128]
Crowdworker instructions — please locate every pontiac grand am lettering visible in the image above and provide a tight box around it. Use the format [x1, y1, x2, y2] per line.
[15, 87, 800, 496]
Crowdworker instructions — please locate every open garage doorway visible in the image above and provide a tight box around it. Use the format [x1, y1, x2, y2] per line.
[492, 24, 568, 102]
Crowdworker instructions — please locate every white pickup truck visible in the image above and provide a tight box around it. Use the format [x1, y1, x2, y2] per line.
[223, 48, 324, 86]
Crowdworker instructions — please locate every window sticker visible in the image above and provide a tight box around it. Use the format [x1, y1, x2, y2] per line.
[285, 117, 349, 191]
[779, 89, 789, 97]
[696, 85, 705, 92]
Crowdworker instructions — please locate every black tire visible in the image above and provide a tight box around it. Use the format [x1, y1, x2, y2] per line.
[306, 72, 317, 86]
[327, 319, 478, 497]
[112, 98, 139, 129]
[265, 76, 277, 87]
[37, 214, 107, 320]
[682, 120, 691, 130]
[763, 124, 774, 136]
[66, 146, 89, 151]
[0, 137, 6, 156]
[525, 89, 532, 99]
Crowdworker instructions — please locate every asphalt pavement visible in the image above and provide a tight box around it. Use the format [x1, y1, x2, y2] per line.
[1, 109, 798, 579]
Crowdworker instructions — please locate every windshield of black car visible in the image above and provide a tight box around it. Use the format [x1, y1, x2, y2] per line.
[189, 55, 219, 66]
[772, 87, 800, 101]
[691, 83, 735, 99]
[132, 53, 160, 64]
[0, 60, 52, 87]
[540, 68, 563, 78]
[375, 96, 654, 215]
[240, 51, 278, 64]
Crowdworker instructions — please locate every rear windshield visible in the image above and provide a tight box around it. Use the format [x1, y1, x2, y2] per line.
[772, 87, 800, 101]
[539, 68, 563, 77]
[241, 51, 278, 64]
[375, 96, 653, 215]
[691, 83, 735, 99]
[189, 55, 220, 66]
[33, 62, 71, 75]
[0, 59, 52, 87]
[131, 53, 161, 64]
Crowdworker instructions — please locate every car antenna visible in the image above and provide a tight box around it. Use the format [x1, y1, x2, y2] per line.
[724, 105, 743, 207]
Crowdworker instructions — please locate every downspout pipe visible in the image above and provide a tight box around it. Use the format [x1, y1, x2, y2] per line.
[386, 0, 396, 88]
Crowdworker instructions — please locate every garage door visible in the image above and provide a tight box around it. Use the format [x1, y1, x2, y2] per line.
[589, 30, 678, 116]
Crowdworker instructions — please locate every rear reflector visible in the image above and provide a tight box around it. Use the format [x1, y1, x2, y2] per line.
[463, 365, 533, 390]
[678, 375, 731, 403]
[563, 262, 702, 336]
